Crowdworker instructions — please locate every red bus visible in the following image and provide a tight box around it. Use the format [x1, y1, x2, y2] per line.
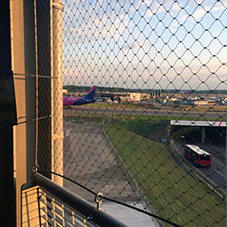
[184, 144, 212, 167]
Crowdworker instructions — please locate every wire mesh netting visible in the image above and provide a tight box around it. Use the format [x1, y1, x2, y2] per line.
[38, 0, 227, 226]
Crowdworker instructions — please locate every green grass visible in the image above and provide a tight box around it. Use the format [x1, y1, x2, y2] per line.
[114, 113, 218, 122]
[81, 102, 146, 109]
[104, 123, 226, 227]
[115, 118, 159, 137]
[86, 102, 227, 113]
[63, 111, 221, 127]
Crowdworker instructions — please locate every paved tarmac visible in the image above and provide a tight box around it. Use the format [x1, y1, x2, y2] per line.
[102, 202, 158, 227]
[63, 121, 159, 226]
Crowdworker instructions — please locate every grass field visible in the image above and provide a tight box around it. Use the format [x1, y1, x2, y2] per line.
[78, 102, 227, 113]
[104, 123, 226, 227]
[63, 111, 220, 124]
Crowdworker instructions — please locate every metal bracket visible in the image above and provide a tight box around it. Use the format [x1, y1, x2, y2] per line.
[95, 192, 103, 210]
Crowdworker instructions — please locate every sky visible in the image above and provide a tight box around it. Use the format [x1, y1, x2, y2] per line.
[62, 0, 227, 90]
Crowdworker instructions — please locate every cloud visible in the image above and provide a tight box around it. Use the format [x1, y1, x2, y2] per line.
[62, 0, 226, 89]
[191, 0, 227, 21]
[192, 7, 206, 20]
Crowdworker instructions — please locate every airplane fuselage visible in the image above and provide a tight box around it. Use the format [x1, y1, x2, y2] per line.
[63, 86, 96, 106]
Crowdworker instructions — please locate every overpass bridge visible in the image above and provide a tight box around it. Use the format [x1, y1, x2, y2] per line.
[170, 120, 226, 144]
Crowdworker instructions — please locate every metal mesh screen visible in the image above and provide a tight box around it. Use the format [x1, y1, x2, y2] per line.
[38, 0, 227, 226]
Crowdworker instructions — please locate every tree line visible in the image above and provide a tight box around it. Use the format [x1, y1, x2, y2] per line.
[63, 85, 227, 95]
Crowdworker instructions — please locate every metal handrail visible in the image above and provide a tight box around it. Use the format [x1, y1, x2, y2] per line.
[31, 172, 129, 227]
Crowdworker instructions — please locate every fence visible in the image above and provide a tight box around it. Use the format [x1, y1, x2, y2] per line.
[35, 0, 227, 226]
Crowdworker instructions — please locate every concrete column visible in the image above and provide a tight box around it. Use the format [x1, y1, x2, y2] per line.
[11, 1, 26, 226]
[201, 126, 205, 144]
[11, 0, 37, 226]
[51, 0, 64, 185]
[166, 125, 171, 142]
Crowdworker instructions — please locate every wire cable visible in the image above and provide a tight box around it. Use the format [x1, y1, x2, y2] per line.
[38, 169, 182, 227]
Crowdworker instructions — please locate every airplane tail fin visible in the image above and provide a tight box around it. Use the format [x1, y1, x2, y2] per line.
[84, 86, 96, 100]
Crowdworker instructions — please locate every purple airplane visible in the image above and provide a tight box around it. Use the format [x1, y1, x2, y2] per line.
[63, 86, 96, 107]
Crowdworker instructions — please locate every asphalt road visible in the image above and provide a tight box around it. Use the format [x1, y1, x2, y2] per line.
[174, 139, 225, 191]
[64, 105, 226, 119]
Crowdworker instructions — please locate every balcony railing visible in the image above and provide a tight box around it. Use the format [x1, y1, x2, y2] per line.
[22, 172, 128, 227]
